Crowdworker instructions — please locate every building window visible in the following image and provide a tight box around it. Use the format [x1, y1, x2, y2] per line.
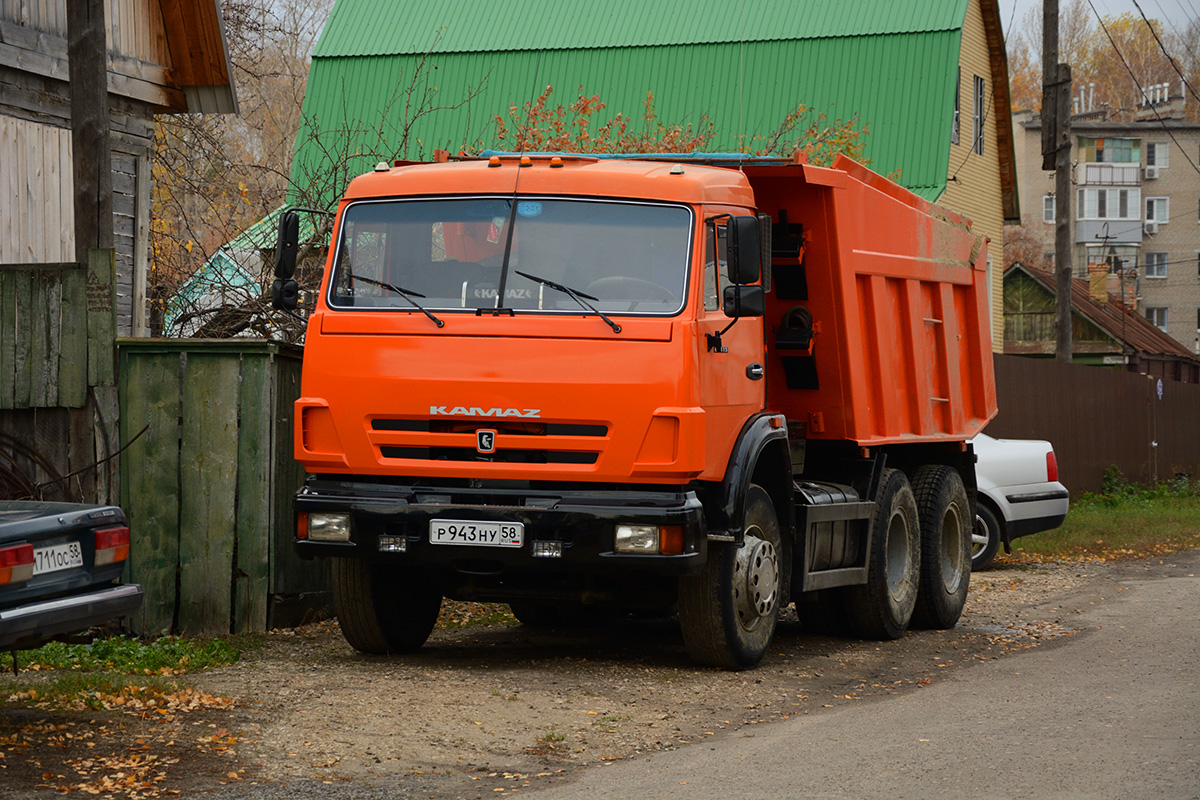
[972, 75, 985, 155]
[1146, 142, 1169, 168]
[1145, 252, 1168, 278]
[952, 67, 960, 146]
[1043, 195, 1055, 222]
[1146, 197, 1169, 223]
[1077, 188, 1140, 220]
[1078, 137, 1140, 163]
[1146, 306, 1168, 331]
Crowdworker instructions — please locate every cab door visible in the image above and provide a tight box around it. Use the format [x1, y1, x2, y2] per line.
[695, 212, 767, 480]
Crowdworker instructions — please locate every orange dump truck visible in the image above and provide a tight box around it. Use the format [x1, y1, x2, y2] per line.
[272, 152, 996, 669]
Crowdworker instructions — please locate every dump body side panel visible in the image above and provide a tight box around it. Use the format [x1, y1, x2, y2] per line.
[749, 157, 996, 446]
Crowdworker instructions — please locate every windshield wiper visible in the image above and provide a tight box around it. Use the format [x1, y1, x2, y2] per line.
[352, 275, 444, 328]
[515, 271, 621, 333]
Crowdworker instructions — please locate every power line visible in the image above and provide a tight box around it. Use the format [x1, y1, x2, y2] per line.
[1086, 0, 1200, 179]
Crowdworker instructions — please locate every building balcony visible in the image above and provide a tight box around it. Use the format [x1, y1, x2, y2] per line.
[1076, 162, 1140, 186]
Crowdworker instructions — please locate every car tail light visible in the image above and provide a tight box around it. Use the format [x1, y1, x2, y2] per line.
[0, 543, 35, 585]
[94, 526, 130, 566]
[1046, 451, 1059, 483]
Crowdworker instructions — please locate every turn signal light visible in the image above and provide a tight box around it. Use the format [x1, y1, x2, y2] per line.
[1046, 451, 1059, 483]
[94, 527, 130, 566]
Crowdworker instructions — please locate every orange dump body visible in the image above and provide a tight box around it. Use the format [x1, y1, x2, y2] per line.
[295, 154, 995, 485]
[749, 155, 997, 445]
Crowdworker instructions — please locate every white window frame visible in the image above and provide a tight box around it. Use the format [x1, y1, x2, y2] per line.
[1146, 306, 1168, 332]
[1146, 197, 1169, 223]
[1144, 251, 1168, 278]
[1146, 142, 1169, 168]
[1043, 195, 1055, 223]
[972, 75, 985, 155]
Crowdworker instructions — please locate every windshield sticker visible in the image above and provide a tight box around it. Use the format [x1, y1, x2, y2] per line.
[517, 201, 543, 217]
[487, 215, 505, 244]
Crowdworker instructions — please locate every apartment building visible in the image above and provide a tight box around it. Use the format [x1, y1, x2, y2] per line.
[1012, 107, 1200, 352]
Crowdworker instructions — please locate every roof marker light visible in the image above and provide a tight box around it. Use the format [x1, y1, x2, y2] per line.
[550, 157, 564, 168]
[519, 156, 533, 167]
[488, 156, 502, 167]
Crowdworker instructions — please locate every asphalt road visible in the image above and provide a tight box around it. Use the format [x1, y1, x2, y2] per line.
[532, 549, 1200, 800]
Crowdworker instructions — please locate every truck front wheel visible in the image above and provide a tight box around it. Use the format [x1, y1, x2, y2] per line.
[679, 484, 781, 670]
[845, 468, 920, 639]
[332, 557, 442, 654]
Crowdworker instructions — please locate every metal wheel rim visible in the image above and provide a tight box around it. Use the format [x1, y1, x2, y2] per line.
[732, 532, 779, 631]
[971, 514, 990, 558]
[940, 503, 965, 593]
[885, 507, 912, 602]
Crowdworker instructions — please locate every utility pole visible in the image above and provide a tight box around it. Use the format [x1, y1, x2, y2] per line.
[1042, 0, 1073, 362]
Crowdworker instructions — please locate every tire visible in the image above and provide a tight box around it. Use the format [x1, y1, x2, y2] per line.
[971, 504, 1002, 571]
[910, 466, 972, 629]
[332, 557, 442, 654]
[845, 468, 920, 640]
[679, 484, 782, 669]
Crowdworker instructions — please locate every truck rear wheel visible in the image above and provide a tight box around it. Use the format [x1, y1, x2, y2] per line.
[845, 468, 919, 640]
[332, 557, 442, 654]
[679, 484, 781, 669]
[911, 465, 971, 629]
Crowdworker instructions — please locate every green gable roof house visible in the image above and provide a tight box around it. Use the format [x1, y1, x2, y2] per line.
[292, 0, 1018, 349]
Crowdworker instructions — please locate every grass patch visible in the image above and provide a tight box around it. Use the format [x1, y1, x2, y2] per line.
[0, 635, 242, 711]
[999, 469, 1200, 564]
[13, 635, 240, 675]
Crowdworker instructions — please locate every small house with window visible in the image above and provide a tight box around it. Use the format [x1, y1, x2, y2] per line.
[1004, 263, 1200, 382]
[292, 0, 1018, 348]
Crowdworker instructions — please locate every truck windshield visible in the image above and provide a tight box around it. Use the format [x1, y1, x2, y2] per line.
[327, 197, 691, 315]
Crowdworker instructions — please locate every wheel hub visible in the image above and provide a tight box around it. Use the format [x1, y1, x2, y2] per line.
[733, 535, 779, 628]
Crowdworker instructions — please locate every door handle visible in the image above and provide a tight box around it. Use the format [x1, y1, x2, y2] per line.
[746, 363, 764, 380]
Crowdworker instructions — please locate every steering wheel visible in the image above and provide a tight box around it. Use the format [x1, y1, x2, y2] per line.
[584, 276, 679, 311]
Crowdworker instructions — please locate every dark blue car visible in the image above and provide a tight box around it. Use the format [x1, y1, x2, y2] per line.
[0, 501, 143, 652]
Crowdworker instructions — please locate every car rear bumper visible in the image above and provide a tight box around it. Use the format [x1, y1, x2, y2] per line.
[1002, 487, 1070, 542]
[0, 584, 144, 651]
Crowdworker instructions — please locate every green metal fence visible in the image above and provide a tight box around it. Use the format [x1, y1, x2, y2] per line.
[118, 339, 327, 636]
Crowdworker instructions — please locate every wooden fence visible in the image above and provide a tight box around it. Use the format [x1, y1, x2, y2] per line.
[987, 354, 1200, 494]
[118, 339, 327, 636]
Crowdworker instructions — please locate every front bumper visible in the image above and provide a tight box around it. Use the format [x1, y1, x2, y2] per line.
[293, 478, 707, 577]
[0, 584, 144, 651]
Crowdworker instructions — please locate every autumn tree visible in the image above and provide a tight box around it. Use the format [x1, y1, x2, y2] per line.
[1005, 3, 1195, 121]
[492, 84, 874, 167]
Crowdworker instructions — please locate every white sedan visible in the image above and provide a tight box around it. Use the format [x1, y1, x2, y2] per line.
[970, 433, 1070, 570]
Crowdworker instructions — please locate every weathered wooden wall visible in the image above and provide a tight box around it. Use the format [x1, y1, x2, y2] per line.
[119, 340, 326, 636]
[987, 354, 1200, 493]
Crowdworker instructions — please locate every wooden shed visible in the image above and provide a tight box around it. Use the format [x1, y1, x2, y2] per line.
[0, 0, 236, 503]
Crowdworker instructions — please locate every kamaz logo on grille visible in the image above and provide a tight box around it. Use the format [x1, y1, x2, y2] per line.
[429, 406, 541, 418]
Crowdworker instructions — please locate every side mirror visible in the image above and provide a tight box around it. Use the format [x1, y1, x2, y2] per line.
[727, 216, 761, 285]
[272, 278, 300, 311]
[274, 210, 300, 280]
[722, 284, 765, 318]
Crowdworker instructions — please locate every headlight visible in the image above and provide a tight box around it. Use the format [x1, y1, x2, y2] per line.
[615, 524, 659, 553]
[307, 512, 352, 542]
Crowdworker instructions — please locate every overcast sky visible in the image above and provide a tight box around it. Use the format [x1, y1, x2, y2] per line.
[995, 0, 1197, 36]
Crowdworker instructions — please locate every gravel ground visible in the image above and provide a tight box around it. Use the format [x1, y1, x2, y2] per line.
[2, 558, 1123, 799]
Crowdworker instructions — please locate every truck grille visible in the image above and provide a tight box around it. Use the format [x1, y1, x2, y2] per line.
[369, 418, 607, 466]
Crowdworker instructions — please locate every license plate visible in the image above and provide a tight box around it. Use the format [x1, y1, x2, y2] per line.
[33, 542, 84, 575]
[429, 519, 524, 548]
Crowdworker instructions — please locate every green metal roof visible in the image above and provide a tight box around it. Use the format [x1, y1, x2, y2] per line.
[292, 0, 970, 206]
[314, 0, 968, 56]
